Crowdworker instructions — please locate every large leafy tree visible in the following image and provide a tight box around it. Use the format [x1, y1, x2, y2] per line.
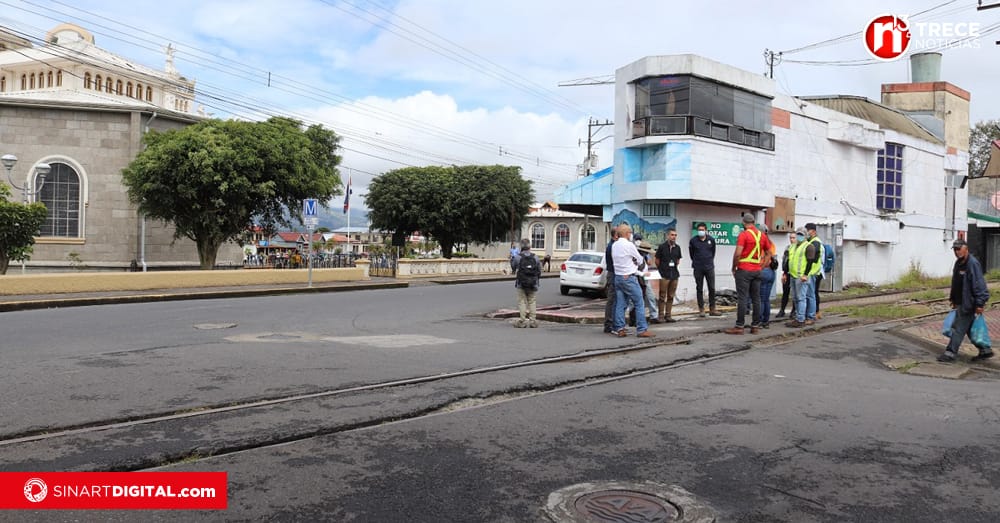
[366, 165, 533, 258]
[0, 183, 48, 275]
[122, 117, 342, 268]
[970, 119, 1000, 179]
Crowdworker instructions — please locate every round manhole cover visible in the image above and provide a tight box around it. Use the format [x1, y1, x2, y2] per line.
[545, 481, 716, 523]
[574, 490, 678, 522]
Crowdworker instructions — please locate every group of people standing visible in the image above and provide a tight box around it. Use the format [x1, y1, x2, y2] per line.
[594, 215, 837, 336]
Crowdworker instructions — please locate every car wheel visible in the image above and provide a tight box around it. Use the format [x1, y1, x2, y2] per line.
[560, 286, 570, 296]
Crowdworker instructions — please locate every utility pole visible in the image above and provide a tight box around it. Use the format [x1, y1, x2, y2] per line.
[579, 117, 613, 176]
[763, 49, 782, 78]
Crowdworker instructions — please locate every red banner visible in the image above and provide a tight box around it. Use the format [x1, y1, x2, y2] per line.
[0, 472, 227, 510]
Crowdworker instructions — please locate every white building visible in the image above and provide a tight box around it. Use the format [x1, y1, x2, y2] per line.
[1, 23, 242, 271]
[557, 54, 969, 298]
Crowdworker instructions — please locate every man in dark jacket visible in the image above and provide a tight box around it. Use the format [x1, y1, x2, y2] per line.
[939, 238, 991, 362]
[655, 229, 682, 322]
[689, 222, 721, 316]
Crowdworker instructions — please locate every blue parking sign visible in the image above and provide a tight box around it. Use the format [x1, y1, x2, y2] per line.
[303, 199, 318, 217]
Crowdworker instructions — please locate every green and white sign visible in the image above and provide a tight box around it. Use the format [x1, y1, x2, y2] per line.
[692, 221, 744, 246]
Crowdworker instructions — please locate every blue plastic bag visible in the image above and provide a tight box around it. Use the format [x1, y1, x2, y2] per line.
[971, 314, 992, 350]
[942, 310, 956, 338]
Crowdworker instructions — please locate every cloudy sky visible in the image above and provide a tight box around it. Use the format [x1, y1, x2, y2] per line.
[3, 0, 998, 205]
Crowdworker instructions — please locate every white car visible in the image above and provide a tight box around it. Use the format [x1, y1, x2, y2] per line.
[559, 251, 608, 297]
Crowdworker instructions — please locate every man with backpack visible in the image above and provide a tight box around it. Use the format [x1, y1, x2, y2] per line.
[511, 239, 541, 328]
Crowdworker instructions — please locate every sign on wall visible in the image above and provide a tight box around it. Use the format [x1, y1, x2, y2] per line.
[692, 221, 744, 246]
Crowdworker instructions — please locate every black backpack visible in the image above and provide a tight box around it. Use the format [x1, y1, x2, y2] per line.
[516, 254, 540, 290]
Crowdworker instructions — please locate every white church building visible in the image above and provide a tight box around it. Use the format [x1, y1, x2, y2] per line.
[556, 53, 970, 298]
[0, 23, 242, 271]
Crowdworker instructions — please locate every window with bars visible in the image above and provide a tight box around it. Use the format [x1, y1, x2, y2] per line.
[642, 201, 674, 217]
[877, 143, 904, 212]
[37, 162, 82, 237]
[531, 223, 545, 250]
[555, 223, 570, 250]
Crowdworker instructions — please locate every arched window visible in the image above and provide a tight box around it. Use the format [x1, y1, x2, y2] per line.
[95, 75, 102, 91]
[20, 74, 26, 90]
[555, 223, 571, 250]
[126, 82, 133, 97]
[47, 71, 53, 87]
[135, 83, 143, 99]
[56, 70, 62, 86]
[531, 223, 545, 250]
[29, 73, 35, 89]
[0, 76, 5, 92]
[84, 72, 92, 89]
[37, 162, 82, 238]
[116, 80, 122, 95]
[105, 77, 112, 92]
[146, 86, 153, 101]
[581, 223, 596, 251]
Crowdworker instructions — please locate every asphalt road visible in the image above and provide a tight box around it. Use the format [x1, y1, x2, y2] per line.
[3, 280, 999, 522]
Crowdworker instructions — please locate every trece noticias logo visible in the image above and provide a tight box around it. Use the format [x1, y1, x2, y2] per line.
[864, 13, 983, 61]
[23, 478, 47, 503]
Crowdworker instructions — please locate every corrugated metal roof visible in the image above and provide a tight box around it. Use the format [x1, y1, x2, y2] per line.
[801, 95, 942, 144]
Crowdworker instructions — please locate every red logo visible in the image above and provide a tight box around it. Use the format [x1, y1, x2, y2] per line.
[864, 14, 911, 61]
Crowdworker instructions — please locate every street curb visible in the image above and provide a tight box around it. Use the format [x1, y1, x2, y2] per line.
[0, 281, 408, 313]
[429, 273, 559, 285]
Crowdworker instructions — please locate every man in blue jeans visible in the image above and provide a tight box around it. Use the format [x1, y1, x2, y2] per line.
[611, 224, 655, 338]
[939, 238, 991, 362]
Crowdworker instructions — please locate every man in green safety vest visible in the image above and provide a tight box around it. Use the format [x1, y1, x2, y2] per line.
[786, 225, 822, 328]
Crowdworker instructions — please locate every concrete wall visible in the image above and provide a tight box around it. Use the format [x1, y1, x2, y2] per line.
[0, 103, 243, 270]
[0, 267, 364, 295]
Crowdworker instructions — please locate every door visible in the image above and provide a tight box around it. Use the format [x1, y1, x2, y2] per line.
[815, 222, 843, 292]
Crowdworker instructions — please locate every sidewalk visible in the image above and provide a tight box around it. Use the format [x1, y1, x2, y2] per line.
[894, 308, 1000, 371]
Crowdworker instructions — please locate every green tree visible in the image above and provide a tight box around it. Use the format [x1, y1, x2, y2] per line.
[122, 117, 342, 268]
[970, 119, 1000, 179]
[0, 183, 48, 275]
[365, 165, 533, 258]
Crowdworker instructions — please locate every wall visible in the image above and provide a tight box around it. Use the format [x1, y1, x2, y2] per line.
[0, 103, 243, 270]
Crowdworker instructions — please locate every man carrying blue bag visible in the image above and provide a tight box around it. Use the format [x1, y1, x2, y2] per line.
[939, 238, 992, 363]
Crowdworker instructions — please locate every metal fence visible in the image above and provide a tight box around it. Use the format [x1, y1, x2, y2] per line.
[243, 253, 359, 270]
[368, 252, 398, 277]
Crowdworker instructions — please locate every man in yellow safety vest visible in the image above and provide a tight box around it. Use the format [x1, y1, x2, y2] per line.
[786, 226, 822, 328]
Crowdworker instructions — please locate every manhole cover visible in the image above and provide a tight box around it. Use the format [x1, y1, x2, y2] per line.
[573, 490, 678, 521]
[193, 323, 238, 330]
[545, 481, 716, 523]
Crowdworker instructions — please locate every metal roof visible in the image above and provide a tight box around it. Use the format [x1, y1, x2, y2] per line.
[800, 95, 942, 145]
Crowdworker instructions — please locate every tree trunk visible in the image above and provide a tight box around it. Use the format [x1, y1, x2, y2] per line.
[440, 240, 454, 259]
[0, 255, 9, 275]
[196, 237, 221, 270]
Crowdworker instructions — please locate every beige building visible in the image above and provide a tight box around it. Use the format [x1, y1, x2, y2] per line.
[0, 23, 241, 271]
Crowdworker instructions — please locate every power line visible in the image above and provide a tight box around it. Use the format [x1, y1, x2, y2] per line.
[2, 0, 582, 175]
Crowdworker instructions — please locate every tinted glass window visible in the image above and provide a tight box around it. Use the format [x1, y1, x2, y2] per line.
[569, 253, 603, 264]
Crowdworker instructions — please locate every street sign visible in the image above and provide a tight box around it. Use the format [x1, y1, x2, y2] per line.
[303, 198, 318, 217]
[692, 221, 743, 246]
[304, 217, 319, 228]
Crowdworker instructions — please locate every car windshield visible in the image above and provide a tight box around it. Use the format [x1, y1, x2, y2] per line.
[568, 253, 602, 264]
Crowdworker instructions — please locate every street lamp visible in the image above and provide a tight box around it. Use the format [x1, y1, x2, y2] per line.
[2, 154, 51, 273]
[2, 154, 51, 203]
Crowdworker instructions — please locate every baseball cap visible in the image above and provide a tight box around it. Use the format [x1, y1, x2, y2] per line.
[804, 223, 817, 231]
[742, 214, 755, 223]
[952, 238, 967, 249]
[795, 227, 807, 235]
